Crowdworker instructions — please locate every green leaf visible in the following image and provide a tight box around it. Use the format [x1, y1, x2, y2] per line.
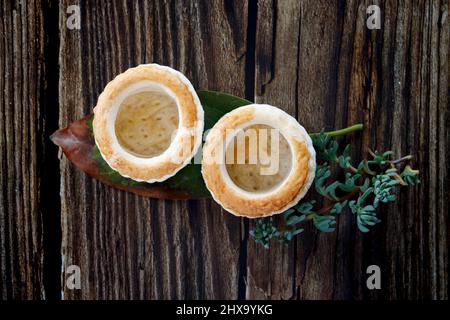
[279, 228, 305, 244]
[324, 181, 340, 200]
[291, 228, 304, 236]
[369, 150, 392, 165]
[294, 201, 316, 214]
[359, 178, 370, 192]
[337, 145, 351, 169]
[338, 173, 359, 192]
[372, 173, 400, 208]
[363, 205, 376, 211]
[330, 200, 348, 215]
[358, 159, 377, 175]
[197, 90, 252, 130]
[312, 214, 336, 232]
[286, 214, 306, 225]
[358, 187, 374, 205]
[350, 196, 381, 233]
[383, 151, 394, 158]
[401, 165, 420, 185]
[250, 218, 279, 248]
[356, 217, 370, 232]
[283, 208, 295, 216]
[315, 163, 332, 196]
[312, 132, 339, 161]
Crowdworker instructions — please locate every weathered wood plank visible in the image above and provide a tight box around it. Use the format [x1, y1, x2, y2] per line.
[246, 0, 301, 300]
[249, 0, 349, 300]
[58, 0, 248, 299]
[0, 0, 61, 299]
[249, 0, 449, 300]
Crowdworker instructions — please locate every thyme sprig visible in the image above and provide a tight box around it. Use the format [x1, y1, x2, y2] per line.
[250, 124, 420, 248]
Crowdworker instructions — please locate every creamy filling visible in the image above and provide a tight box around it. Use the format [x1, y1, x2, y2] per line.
[225, 124, 292, 192]
[115, 90, 179, 158]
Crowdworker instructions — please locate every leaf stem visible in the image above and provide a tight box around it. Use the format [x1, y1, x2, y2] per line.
[310, 123, 364, 138]
[390, 155, 413, 164]
[316, 189, 359, 215]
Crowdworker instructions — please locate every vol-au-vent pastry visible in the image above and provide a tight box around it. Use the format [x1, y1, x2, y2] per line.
[93, 64, 204, 183]
[201, 104, 316, 218]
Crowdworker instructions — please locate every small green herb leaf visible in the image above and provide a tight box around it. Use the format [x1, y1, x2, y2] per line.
[401, 165, 420, 185]
[250, 218, 280, 249]
[286, 214, 306, 226]
[313, 214, 336, 233]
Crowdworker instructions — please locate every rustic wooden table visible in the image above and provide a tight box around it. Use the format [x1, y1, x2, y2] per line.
[1, 0, 448, 300]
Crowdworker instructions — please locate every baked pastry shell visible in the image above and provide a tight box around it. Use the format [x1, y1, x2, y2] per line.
[201, 104, 316, 218]
[93, 64, 204, 183]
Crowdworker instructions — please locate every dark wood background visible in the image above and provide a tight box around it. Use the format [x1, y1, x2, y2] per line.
[0, 0, 449, 300]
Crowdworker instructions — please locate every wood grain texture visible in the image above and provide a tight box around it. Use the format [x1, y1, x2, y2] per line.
[0, 0, 61, 299]
[58, 0, 247, 299]
[0, 0, 448, 300]
[248, 0, 449, 300]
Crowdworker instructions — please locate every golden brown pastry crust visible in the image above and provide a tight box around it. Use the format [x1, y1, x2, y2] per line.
[201, 105, 315, 218]
[93, 64, 203, 182]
